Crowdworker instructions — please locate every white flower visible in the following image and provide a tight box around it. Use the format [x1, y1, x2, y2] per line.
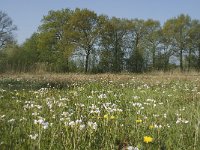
[153, 114, 159, 117]
[132, 103, 142, 107]
[176, 118, 181, 124]
[90, 109, 100, 114]
[154, 124, 162, 128]
[38, 118, 44, 124]
[69, 121, 75, 127]
[8, 119, 15, 122]
[1, 115, 5, 118]
[127, 146, 139, 150]
[79, 124, 85, 130]
[34, 118, 49, 129]
[42, 122, 49, 129]
[29, 134, 38, 140]
[34, 120, 38, 124]
[75, 119, 82, 124]
[98, 94, 107, 99]
[132, 96, 140, 99]
[146, 99, 155, 102]
[183, 120, 189, 124]
[32, 112, 38, 116]
[88, 121, 97, 130]
[35, 105, 42, 109]
[176, 117, 189, 124]
[87, 96, 93, 99]
[20, 117, 27, 121]
[163, 113, 167, 118]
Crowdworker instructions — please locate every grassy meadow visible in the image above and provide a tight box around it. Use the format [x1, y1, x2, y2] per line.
[0, 73, 200, 150]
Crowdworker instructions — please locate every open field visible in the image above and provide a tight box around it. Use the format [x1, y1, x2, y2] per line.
[0, 73, 200, 149]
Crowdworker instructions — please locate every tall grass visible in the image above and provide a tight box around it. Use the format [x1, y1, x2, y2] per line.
[0, 73, 200, 149]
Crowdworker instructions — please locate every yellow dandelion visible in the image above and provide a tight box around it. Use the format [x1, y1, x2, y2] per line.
[110, 115, 115, 119]
[144, 136, 153, 143]
[149, 125, 154, 129]
[136, 119, 142, 123]
[104, 114, 109, 119]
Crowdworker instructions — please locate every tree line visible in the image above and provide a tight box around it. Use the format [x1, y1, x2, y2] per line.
[0, 8, 200, 73]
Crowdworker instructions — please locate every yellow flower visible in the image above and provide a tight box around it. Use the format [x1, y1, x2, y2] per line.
[144, 136, 153, 143]
[136, 119, 142, 123]
[149, 125, 154, 129]
[110, 115, 115, 119]
[104, 114, 109, 119]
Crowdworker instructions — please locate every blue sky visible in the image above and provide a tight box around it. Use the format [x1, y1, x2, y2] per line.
[1, 0, 200, 44]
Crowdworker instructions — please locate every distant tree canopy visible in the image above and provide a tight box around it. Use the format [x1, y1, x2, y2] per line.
[1, 8, 200, 73]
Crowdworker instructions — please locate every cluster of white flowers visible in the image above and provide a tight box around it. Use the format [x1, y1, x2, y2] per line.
[23, 101, 35, 110]
[65, 119, 98, 131]
[68, 119, 81, 127]
[98, 93, 107, 99]
[127, 146, 139, 150]
[143, 84, 150, 89]
[154, 124, 162, 129]
[34, 117, 49, 129]
[132, 102, 142, 107]
[37, 88, 49, 95]
[102, 102, 122, 113]
[176, 117, 189, 124]
[87, 121, 97, 130]
[89, 104, 100, 114]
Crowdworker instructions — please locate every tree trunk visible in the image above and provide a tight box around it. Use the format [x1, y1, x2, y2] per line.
[134, 36, 139, 72]
[85, 51, 90, 73]
[85, 46, 92, 73]
[179, 29, 184, 72]
[113, 34, 120, 72]
[188, 48, 191, 72]
[180, 49, 183, 72]
[152, 46, 156, 69]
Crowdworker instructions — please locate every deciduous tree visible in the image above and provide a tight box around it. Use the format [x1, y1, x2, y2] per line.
[0, 11, 17, 49]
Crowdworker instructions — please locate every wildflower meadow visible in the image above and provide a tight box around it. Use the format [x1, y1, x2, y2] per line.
[0, 73, 200, 150]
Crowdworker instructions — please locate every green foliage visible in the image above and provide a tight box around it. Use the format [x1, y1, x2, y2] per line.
[0, 11, 17, 49]
[65, 8, 99, 72]
[127, 19, 148, 72]
[1, 8, 200, 73]
[98, 17, 129, 72]
[163, 14, 191, 71]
